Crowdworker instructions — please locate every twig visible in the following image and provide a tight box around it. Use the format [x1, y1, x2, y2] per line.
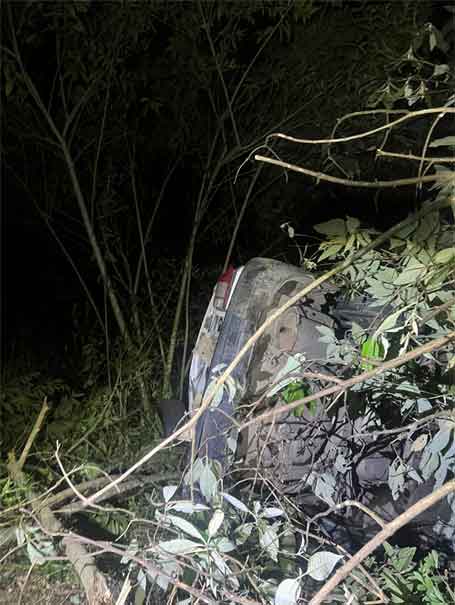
[308, 479, 455, 605]
[376, 149, 455, 163]
[301, 371, 344, 384]
[417, 107, 447, 195]
[43, 472, 178, 511]
[348, 410, 455, 441]
[18, 562, 35, 605]
[17, 397, 49, 472]
[199, 1, 240, 146]
[66, 385, 118, 455]
[254, 154, 454, 188]
[420, 298, 455, 324]
[306, 499, 387, 548]
[223, 165, 262, 273]
[54, 474, 179, 515]
[266, 107, 455, 146]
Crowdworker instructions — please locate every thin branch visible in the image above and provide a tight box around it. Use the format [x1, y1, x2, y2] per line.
[348, 410, 455, 441]
[53, 473, 179, 514]
[420, 298, 455, 324]
[230, 1, 293, 108]
[267, 107, 455, 146]
[308, 479, 455, 605]
[306, 499, 387, 550]
[62, 77, 100, 140]
[199, 2, 240, 146]
[56, 33, 68, 119]
[133, 156, 180, 295]
[129, 144, 166, 367]
[376, 149, 455, 163]
[8, 3, 130, 344]
[223, 165, 262, 273]
[254, 154, 454, 188]
[17, 398, 49, 472]
[416, 102, 450, 195]
[65, 534, 219, 605]
[89, 57, 113, 221]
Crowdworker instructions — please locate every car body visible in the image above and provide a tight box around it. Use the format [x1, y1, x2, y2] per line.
[160, 257, 455, 555]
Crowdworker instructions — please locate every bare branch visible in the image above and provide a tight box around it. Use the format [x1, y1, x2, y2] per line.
[254, 154, 454, 188]
[266, 107, 455, 146]
[308, 479, 455, 605]
[17, 398, 49, 474]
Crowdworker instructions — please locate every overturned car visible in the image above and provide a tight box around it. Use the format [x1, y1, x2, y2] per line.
[159, 257, 455, 555]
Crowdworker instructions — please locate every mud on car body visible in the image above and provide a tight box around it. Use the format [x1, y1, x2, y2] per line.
[159, 257, 455, 555]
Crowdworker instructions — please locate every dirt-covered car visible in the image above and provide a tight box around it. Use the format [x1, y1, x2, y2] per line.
[158, 257, 455, 555]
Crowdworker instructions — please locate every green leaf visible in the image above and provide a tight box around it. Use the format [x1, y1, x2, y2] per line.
[165, 514, 204, 541]
[306, 551, 343, 581]
[429, 136, 455, 148]
[259, 524, 279, 561]
[275, 578, 301, 605]
[361, 337, 385, 370]
[213, 536, 235, 553]
[208, 509, 224, 538]
[200, 462, 218, 502]
[184, 457, 204, 485]
[414, 213, 440, 243]
[346, 216, 360, 233]
[394, 221, 416, 239]
[374, 309, 403, 338]
[314, 219, 346, 237]
[318, 243, 344, 261]
[282, 381, 308, 404]
[168, 500, 209, 513]
[163, 485, 178, 502]
[234, 522, 253, 545]
[314, 473, 336, 505]
[222, 492, 250, 513]
[262, 507, 284, 519]
[26, 538, 56, 565]
[210, 549, 232, 578]
[159, 539, 203, 555]
[395, 260, 426, 285]
[434, 247, 455, 264]
[393, 546, 417, 572]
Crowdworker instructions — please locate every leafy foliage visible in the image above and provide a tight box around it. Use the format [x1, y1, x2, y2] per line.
[308, 199, 455, 503]
[376, 544, 455, 604]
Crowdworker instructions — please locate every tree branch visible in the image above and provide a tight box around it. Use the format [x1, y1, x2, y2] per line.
[254, 154, 454, 188]
[308, 479, 455, 605]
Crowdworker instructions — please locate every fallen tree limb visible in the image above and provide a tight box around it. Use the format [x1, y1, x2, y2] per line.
[7, 404, 113, 605]
[51, 472, 179, 514]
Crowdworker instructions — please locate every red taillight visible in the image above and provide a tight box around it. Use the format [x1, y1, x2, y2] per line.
[214, 265, 235, 310]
